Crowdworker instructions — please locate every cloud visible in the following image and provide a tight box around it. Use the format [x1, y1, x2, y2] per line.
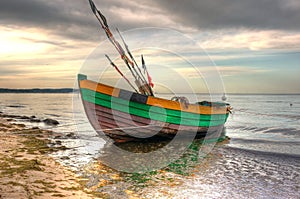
[0, 0, 109, 41]
[198, 29, 300, 51]
[150, 0, 300, 31]
[1, 0, 300, 42]
[0, 26, 89, 88]
[174, 66, 267, 79]
[0, 0, 173, 42]
[0, 0, 299, 92]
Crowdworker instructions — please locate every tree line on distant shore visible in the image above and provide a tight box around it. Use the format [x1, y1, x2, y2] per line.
[0, 88, 75, 93]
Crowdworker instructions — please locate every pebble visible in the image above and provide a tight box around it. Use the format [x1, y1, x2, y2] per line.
[43, 118, 59, 125]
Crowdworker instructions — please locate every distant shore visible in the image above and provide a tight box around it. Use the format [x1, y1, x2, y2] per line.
[1, 89, 299, 95]
[0, 112, 102, 198]
[0, 88, 74, 93]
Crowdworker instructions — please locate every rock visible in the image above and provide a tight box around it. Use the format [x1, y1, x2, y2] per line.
[14, 123, 26, 128]
[43, 118, 59, 125]
[2, 114, 14, 118]
[3, 114, 19, 119]
[7, 105, 25, 108]
[54, 135, 63, 139]
[66, 133, 75, 138]
[29, 118, 41, 123]
[31, 127, 40, 130]
[56, 145, 68, 150]
[18, 116, 31, 120]
[55, 140, 62, 145]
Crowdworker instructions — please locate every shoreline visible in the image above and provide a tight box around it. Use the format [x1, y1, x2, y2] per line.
[0, 113, 103, 199]
[0, 112, 228, 198]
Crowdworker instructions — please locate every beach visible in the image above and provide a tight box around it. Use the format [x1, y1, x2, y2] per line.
[0, 114, 103, 199]
[0, 93, 299, 198]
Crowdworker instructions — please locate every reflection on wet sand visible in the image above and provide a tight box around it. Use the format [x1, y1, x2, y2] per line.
[80, 137, 229, 198]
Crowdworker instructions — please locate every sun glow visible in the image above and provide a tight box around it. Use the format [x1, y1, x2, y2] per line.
[0, 27, 49, 55]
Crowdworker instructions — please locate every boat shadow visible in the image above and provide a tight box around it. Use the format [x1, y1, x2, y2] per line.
[80, 131, 229, 195]
[94, 128, 228, 175]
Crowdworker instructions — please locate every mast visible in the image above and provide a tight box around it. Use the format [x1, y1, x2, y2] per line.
[88, 0, 154, 96]
[116, 28, 154, 96]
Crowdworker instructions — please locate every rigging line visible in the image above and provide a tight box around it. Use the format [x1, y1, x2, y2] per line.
[105, 55, 139, 93]
[88, 0, 149, 95]
[141, 55, 154, 95]
[116, 28, 146, 82]
[116, 28, 154, 96]
[89, 2, 136, 77]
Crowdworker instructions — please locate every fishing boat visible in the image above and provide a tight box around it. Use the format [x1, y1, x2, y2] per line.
[79, 0, 231, 143]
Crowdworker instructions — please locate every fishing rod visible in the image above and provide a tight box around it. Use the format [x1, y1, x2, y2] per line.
[116, 29, 144, 80]
[88, 0, 135, 79]
[105, 55, 139, 93]
[116, 28, 145, 80]
[88, 0, 149, 95]
[116, 28, 154, 96]
[121, 57, 147, 95]
[141, 55, 154, 88]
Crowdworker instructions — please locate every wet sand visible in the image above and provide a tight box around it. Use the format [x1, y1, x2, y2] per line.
[0, 115, 103, 199]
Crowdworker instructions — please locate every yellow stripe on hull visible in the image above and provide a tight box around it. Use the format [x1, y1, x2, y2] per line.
[80, 79, 120, 97]
[146, 96, 227, 115]
[79, 79, 229, 115]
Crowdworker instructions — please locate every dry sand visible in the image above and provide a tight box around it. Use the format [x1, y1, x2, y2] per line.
[0, 116, 104, 199]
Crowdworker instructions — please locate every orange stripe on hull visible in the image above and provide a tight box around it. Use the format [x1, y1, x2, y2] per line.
[80, 79, 120, 97]
[79, 79, 229, 115]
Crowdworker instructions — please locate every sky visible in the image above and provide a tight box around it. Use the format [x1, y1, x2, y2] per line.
[0, 0, 299, 93]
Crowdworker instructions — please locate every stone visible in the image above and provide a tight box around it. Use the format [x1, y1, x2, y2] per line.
[43, 118, 59, 125]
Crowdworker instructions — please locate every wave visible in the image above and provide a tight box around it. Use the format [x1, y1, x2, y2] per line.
[45, 113, 61, 117]
[232, 138, 300, 145]
[233, 109, 300, 120]
[228, 125, 300, 137]
[271, 114, 300, 120]
[225, 146, 300, 160]
[263, 127, 300, 136]
[229, 125, 269, 132]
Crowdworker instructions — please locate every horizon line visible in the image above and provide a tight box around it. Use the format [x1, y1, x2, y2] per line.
[0, 88, 299, 95]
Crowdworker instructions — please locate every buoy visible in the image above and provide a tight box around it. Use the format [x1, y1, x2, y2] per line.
[222, 93, 227, 101]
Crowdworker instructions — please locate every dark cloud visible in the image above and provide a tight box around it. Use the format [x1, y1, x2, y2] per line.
[0, 0, 88, 28]
[150, 0, 300, 30]
[0, 0, 87, 41]
[0, 0, 155, 42]
[0, 0, 117, 42]
[1, 0, 299, 44]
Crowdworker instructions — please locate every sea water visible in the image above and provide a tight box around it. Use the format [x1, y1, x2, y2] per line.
[0, 93, 299, 198]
